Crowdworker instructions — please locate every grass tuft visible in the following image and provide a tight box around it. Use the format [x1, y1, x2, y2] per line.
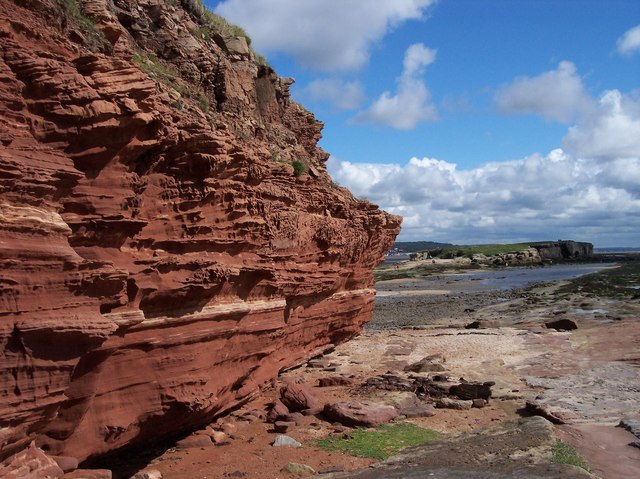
[61, 0, 108, 50]
[291, 160, 307, 176]
[551, 440, 590, 472]
[316, 423, 440, 460]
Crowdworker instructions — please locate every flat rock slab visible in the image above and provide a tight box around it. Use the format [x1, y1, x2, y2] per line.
[559, 423, 640, 479]
[323, 401, 398, 428]
[523, 362, 640, 423]
[319, 417, 594, 478]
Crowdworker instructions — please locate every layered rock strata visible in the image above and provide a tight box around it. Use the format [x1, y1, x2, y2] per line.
[0, 0, 401, 463]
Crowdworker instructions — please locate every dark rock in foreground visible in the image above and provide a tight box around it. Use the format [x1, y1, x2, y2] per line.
[545, 319, 579, 331]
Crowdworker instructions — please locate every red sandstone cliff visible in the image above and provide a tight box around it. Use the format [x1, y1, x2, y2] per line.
[0, 0, 401, 463]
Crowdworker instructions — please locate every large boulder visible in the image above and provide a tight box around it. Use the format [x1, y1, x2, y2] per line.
[0, 443, 64, 479]
[323, 401, 398, 428]
[280, 383, 320, 412]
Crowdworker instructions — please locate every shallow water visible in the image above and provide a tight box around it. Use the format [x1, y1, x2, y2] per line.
[377, 263, 616, 295]
[456, 263, 616, 291]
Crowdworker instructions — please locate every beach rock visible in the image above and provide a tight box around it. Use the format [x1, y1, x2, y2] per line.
[525, 401, 567, 424]
[129, 468, 162, 479]
[274, 421, 296, 433]
[280, 383, 320, 412]
[465, 319, 501, 329]
[404, 354, 447, 373]
[472, 399, 487, 408]
[319, 466, 346, 474]
[382, 392, 436, 418]
[450, 382, 493, 401]
[302, 406, 324, 416]
[618, 419, 640, 439]
[412, 377, 450, 398]
[0, 0, 401, 464]
[282, 412, 306, 425]
[435, 398, 473, 410]
[323, 401, 398, 428]
[175, 435, 214, 449]
[308, 359, 331, 369]
[64, 470, 112, 479]
[221, 422, 237, 436]
[401, 403, 437, 418]
[545, 319, 579, 331]
[0, 442, 64, 479]
[318, 376, 356, 387]
[361, 374, 415, 392]
[267, 399, 290, 423]
[272, 435, 302, 448]
[210, 431, 228, 444]
[280, 462, 316, 476]
[52, 456, 79, 473]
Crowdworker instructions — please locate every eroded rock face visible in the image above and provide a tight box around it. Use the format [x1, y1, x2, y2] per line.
[0, 0, 401, 463]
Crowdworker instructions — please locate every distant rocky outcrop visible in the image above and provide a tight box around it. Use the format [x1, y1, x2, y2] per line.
[412, 240, 593, 266]
[0, 0, 401, 465]
[533, 240, 593, 260]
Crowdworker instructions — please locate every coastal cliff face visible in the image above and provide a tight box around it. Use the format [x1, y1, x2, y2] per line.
[0, 0, 401, 463]
[534, 241, 593, 260]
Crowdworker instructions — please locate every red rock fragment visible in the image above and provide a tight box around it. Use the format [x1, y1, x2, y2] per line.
[280, 383, 320, 412]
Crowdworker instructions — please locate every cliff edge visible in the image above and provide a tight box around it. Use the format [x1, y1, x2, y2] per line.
[0, 0, 401, 463]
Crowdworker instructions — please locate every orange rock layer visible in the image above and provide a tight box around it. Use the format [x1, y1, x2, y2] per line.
[0, 0, 401, 463]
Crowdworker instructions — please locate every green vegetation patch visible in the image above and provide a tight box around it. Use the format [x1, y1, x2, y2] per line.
[291, 160, 308, 176]
[62, 0, 108, 50]
[132, 53, 176, 80]
[551, 440, 590, 472]
[557, 260, 640, 299]
[316, 423, 440, 460]
[430, 242, 550, 259]
[185, 0, 251, 44]
[132, 52, 211, 113]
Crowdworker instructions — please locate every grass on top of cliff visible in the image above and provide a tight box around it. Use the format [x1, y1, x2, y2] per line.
[185, 0, 252, 44]
[316, 423, 440, 460]
[428, 242, 551, 259]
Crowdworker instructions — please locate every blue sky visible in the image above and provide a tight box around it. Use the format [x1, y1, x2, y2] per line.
[209, 0, 640, 247]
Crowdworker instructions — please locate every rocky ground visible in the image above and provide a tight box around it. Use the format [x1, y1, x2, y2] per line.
[58, 262, 640, 479]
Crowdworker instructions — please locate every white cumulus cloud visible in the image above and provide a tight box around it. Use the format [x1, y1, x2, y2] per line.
[301, 78, 365, 110]
[328, 151, 640, 246]
[353, 43, 438, 129]
[495, 61, 594, 123]
[617, 24, 640, 56]
[563, 90, 640, 160]
[214, 0, 436, 71]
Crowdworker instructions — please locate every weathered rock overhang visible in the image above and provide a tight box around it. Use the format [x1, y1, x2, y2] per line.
[0, 0, 401, 462]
